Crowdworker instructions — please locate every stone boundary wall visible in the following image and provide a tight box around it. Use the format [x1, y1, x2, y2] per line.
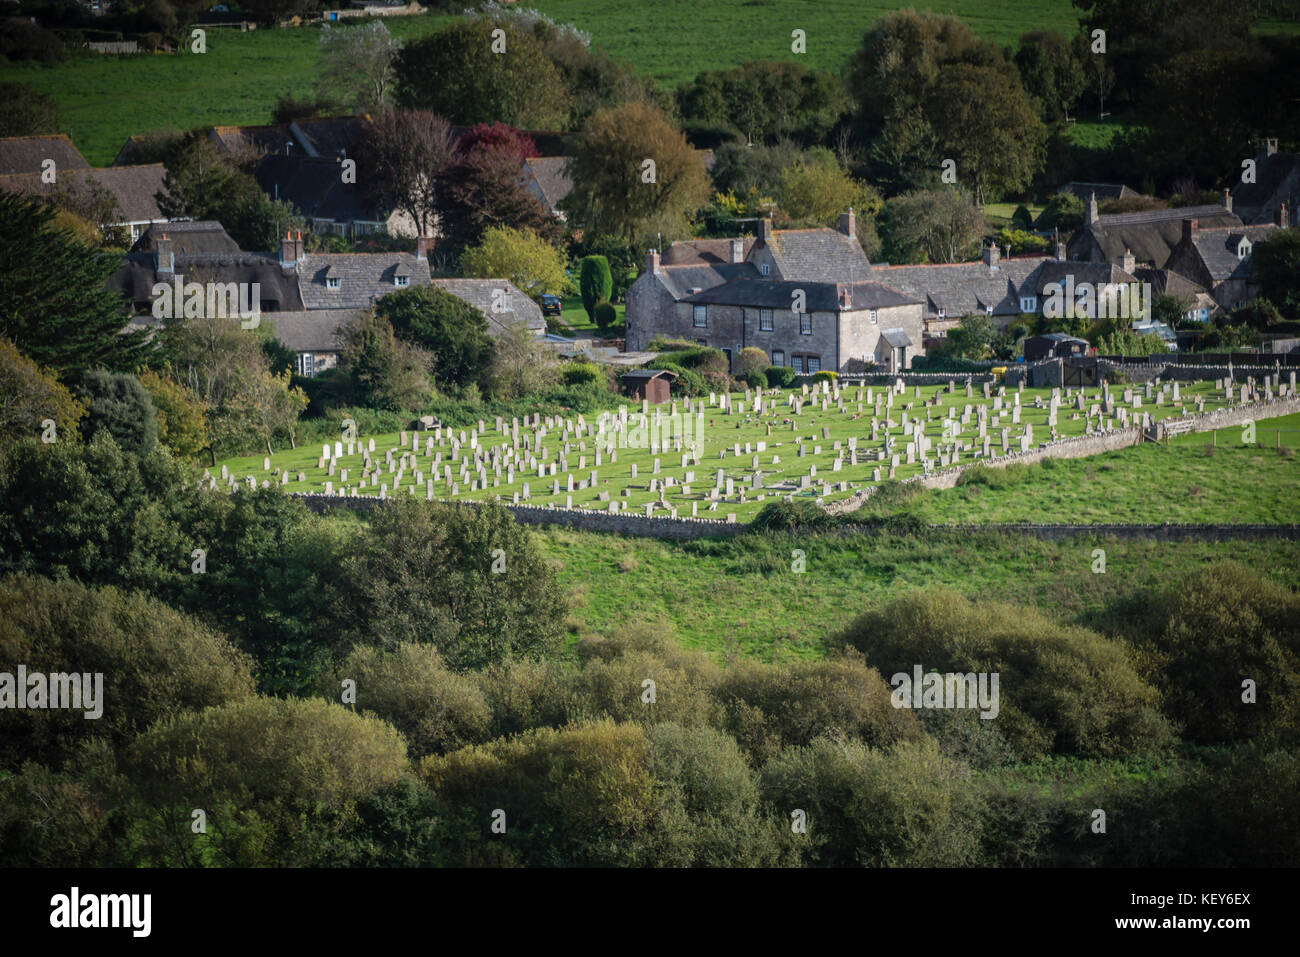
[290, 394, 1300, 539]
[1098, 359, 1289, 384]
[839, 373, 998, 387]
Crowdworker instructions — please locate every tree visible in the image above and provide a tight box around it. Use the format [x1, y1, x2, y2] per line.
[76, 370, 159, 455]
[579, 255, 614, 321]
[676, 60, 847, 146]
[0, 192, 150, 377]
[776, 150, 883, 257]
[317, 20, 402, 112]
[338, 309, 431, 411]
[0, 338, 85, 444]
[352, 109, 453, 240]
[434, 130, 562, 253]
[0, 83, 60, 137]
[1037, 192, 1084, 232]
[136, 368, 209, 460]
[1015, 30, 1086, 121]
[925, 62, 1047, 204]
[395, 20, 571, 129]
[882, 187, 985, 263]
[946, 313, 995, 359]
[562, 101, 711, 246]
[332, 498, 568, 670]
[460, 226, 572, 300]
[1252, 229, 1300, 317]
[375, 285, 494, 391]
[488, 320, 560, 400]
[738, 347, 769, 380]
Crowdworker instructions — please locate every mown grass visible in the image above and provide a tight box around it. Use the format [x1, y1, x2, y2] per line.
[535, 525, 1300, 659]
[555, 295, 626, 337]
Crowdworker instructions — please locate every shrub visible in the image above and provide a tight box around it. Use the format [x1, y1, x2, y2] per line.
[593, 301, 617, 330]
[763, 366, 794, 389]
[561, 361, 604, 387]
[579, 255, 613, 321]
[750, 498, 835, 532]
[738, 346, 769, 379]
[77, 370, 158, 455]
[835, 587, 1175, 760]
[809, 370, 838, 384]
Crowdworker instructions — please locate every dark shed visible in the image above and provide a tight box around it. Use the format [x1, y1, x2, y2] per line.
[1024, 333, 1090, 362]
[620, 369, 676, 404]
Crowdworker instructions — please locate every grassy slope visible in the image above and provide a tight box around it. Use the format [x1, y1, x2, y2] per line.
[537, 526, 1300, 659]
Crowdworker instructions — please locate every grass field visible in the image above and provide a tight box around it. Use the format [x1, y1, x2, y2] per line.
[536, 526, 1300, 659]
[218, 379, 1278, 521]
[555, 295, 627, 337]
[857, 412, 1300, 525]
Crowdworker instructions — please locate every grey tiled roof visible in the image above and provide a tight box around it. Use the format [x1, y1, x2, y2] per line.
[299, 253, 432, 309]
[763, 227, 872, 283]
[661, 237, 756, 266]
[255, 154, 379, 224]
[430, 279, 546, 335]
[874, 258, 1045, 318]
[1022, 260, 1139, 297]
[1187, 225, 1278, 282]
[658, 263, 758, 299]
[881, 328, 913, 347]
[0, 135, 90, 176]
[521, 156, 572, 213]
[683, 278, 917, 312]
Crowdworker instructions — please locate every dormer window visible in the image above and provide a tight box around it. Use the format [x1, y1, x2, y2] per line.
[326, 277, 341, 290]
[760, 263, 771, 277]
[1237, 239, 1251, 260]
[937, 308, 946, 320]
[986, 305, 994, 316]
[1020, 296, 1037, 312]
[395, 275, 410, 287]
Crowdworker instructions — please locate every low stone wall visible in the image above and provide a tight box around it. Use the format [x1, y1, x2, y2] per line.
[840, 372, 998, 387]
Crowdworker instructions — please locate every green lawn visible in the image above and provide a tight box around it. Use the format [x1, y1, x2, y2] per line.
[219, 379, 1269, 521]
[554, 296, 626, 338]
[536, 526, 1300, 659]
[861, 412, 1300, 525]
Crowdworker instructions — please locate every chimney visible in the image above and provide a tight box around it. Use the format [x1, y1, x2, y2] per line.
[280, 230, 297, 271]
[1053, 229, 1065, 260]
[1278, 202, 1289, 228]
[758, 217, 772, 243]
[729, 238, 744, 264]
[982, 241, 1000, 268]
[296, 230, 305, 262]
[1181, 218, 1198, 244]
[416, 236, 429, 261]
[1087, 191, 1099, 226]
[837, 207, 856, 238]
[838, 286, 852, 310]
[1222, 189, 1232, 214]
[1121, 247, 1135, 273]
[154, 232, 174, 275]
[646, 248, 660, 275]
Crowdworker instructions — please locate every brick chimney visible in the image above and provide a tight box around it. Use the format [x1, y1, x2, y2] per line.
[280, 230, 298, 271]
[1222, 189, 1232, 214]
[155, 232, 174, 275]
[838, 286, 852, 309]
[1278, 202, 1290, 227]
[415, 236, 429, 261]
[1121, 247, 1135, 273]
[1087, 191, 1099, 226]
[982, 241, 1000, 267]
[729, 238, 744, 264]
[837, 207, 856, 238]
[758, 217, 772, 243]
[645, 248, 660, 275]
[1181, 218, 1198, 244]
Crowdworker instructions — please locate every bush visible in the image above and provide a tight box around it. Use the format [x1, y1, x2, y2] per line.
[561, 361, 604, 387]
[835, 587, 1175, 760]
[744, 370, 766, 389]
[749, 498, 835, 532]
[809, 370, 838, 384]
[579, 255, 613, 321]
[593, 301, 617, 330]
[765, 365, 797, 388]
[77, 370, 158, 455]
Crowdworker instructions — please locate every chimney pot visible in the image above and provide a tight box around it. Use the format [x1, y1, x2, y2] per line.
[1222, 189, 1232, 214]
[982, 242, 1000, 267]
[837, 207, 856, 238]
[646, 248, 660, 275]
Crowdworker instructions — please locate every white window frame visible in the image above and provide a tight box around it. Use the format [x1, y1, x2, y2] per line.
[807, 356, 821, 373]
[869, 309, 878, 324]
[799, 313, 812, 335]
[395, 275, 410, 287]
[772, 350, 785, 367]
[693, 305, 707, 327]
[1021, 296, 1037, 312]
[760, 263, 771, 277]
[759, 308, 773, 331]
[326, 277, 341, 290]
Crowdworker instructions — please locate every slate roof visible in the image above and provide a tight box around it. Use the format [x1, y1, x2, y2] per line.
[1022, 260, 1140, 297]
[881, 328, 913, 348]
[130, 221, 241, 255]
[1186, 225, 1277, 282]
[299, 253, 431, 309]
[254, 154, 379, 224]
[430, 278, 546, 335]
[1134, 267, 1211, 301]
[0, 164, 168, 223]
[683, 278, 918, 312]
[874, 257, 1045, 318]
[521, 156, 572, 214]
[1074, 205, 1241, 268]
[289, 116, 368, 159]
[662, 238, 756, 266]
[0, 135, 91, 176]
[1231, 151, 1300, 224]
[621, 369, 676, 380]
[761, 227, 872, 284]
[657, 262, 759, 299]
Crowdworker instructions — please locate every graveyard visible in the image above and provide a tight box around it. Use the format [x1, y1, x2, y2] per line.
[217, 375, 1292, 523]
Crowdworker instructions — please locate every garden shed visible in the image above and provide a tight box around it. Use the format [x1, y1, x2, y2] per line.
[620, 369, 676, 404]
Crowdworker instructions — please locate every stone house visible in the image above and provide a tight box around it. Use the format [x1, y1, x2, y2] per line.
[1165, 219, 1279, 312]
[1067, 191, 1241, 269]
[1231, 139, 1300, 227]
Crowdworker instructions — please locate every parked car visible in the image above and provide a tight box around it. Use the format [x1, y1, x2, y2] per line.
[541, 294, 563, 317]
